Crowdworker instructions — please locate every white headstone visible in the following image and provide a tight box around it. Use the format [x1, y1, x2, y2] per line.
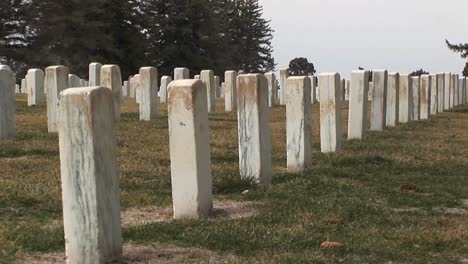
[237, 74, 272, 185]
[0, 68, 16, 139]
[430, 74, 438, 115]
[135, 74, 142, 104]
[386, 72, 400, 127]
[214, 75, 221, 98]
[139, 67, 158, 121]
[27, 69, 45, 106]
[265, 72, 277, 107]
[307, 75, 317, 104]
[68, 74, 81, 88]
[101, 65, 123, 121]
[411, 76, 420, 121]
[225, 71, 237, 112]
[45, 65, 69, 133]
[443, 73, 451, 110]
[159, 76, 172, 103]
[89, 62, 102, 86]
[201, 70, 215, 112]
[168, 80, 212, 219]
[58, 86, 122, 263]
[21, 78, 27, 94]
[399, 74, 412, 124]
[370, 70, 387, 131]
[348, 70, 369, 139]
[174, 67, 189, 80]
[279, 68, 289, 105]
[286, 76, 312, 173]
[319, 73, 342, 152]
[420, 75, 431, 120]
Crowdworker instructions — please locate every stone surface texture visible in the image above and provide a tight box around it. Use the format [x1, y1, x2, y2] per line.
[386, 72, 400, 127]
[46, 65, 69, 133]
[0, 68, 16, 139]
[411, 76, 420, 121]
[160, 76, 172, 103]
[348, 70, 369, 139]
[89, 62, 102, 86]
[279, 68, 289, 105]
[101, 65, 123, 121]
[138, 67, 158, 121]
[420, 75, 431, 120]
[174, 67, 189, 80]
[225, 71, 237, 112]
[319, 73, 342, 153]
[201, 70, 215, 112]
[27, 69, 45, 106]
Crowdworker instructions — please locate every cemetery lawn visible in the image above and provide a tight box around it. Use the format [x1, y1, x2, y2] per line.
[1, 94, 467, 263]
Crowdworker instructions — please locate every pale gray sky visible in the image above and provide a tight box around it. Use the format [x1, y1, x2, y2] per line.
[259, 0, 468, 77]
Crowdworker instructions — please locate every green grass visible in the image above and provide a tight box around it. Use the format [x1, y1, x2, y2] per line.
[0, 94, 467, 263]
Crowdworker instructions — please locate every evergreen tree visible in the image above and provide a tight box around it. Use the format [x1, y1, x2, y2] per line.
[288, 57, 315, 76]
[410, 69, 429, 77]
[446, 39, 468, 58]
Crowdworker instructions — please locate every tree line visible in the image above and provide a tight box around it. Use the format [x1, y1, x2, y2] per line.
[0, 0, 275, 80]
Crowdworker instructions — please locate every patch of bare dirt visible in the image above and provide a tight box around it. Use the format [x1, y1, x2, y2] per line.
[21, 243, 241, 264]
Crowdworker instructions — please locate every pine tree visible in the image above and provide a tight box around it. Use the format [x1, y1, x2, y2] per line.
[446, 39, 468, 58]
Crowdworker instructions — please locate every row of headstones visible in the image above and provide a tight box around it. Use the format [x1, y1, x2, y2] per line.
[2, 61, 468, 261]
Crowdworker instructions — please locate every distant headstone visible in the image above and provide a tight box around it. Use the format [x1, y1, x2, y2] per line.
[398, 74, 412, 124]
[0, 68, 16, 139]
[214, 75, 221, 98]
[443, 73, 451, 110]
[319, 73, 342, 152]
[411, 76, 420, 121]
[348, 70, 369, 139]
[58, 86, 122, 263]
[237, 74, 272, 185]
[201, 70, 215, 112]
[286, 76, 312, 173]
[68, 74, 81, 88]
[370, 70, 387, 131]
[437, 73, 445, 112]
[89, 62, 102, 86]
[430, 74, 438, 115]
[225, 71, 237, 112]
[265, 72, 277, 107]
[279, 68, 289, 105]
[27, 69, 45, 106]
[139, 67, 158, 121]
[160, 76, 172, 103]
[420, 75, 431, 120]
[101, 65, 123, 121]
[174, 67, 189, 80]
[168, 80, 212, 219]
[45, 65, 69, 133]
[386, 72, 399, 127]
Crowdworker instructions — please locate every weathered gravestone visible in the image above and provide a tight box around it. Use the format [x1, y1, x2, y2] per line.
[237, 74, 272, 185]
[201, 70, 215, 112]
[370, 70, 387, 131]
[430, 74, 438, 115]
[174, 67, 189, 80]
[27, 69, 45, 106]
[45, 65, 69, 133]
[348, 70, 369, 140]
[58, 86, 122, 264]
[386, 72, 399, 127]
[319, 73, 342, 152]
[167, 80, 212, 219]
[139, 67, 158, 121]
[411, 76, 420, 121]
[399, 74, 412, 124]
[420, 75, 431, 120]
[101, 65, 123, 121]
[0, 67, 16, 139]
[225, 71, 237, 112]
[159, 76, 172, 103]
[286, 76, 312, 173]
[265, 72, 277, 107]
[89, 62, 102, 86]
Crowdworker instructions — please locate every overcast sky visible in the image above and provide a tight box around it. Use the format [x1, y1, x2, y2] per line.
[259, 0, 468, 78]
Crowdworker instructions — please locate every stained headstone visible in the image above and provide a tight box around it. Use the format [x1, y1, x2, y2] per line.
[0, 68, 16, 139]
[160, 76, 172, 103]
[201, 70, 215, 112]
[399, 74, 412, 124]
[430, 74, 438, 115]
[139, 67, 158, 121]
[237, 74, 272, 185]
[58, 86, 122, 263]
[168, 80, 212, 219]
[174, 67, 189, 80]
[319, 73, 342, 152]
[444, 73, 451, 110]
[420, 75, 431, 120]
[225, 71, 237, 112]
[370, 70, 387, 131]
[101, 65, 123, 121]
[348, 70, 369, 139]
[286, 76, 312, 173]
[89, 62, 102, 86]
[386, 72, 399, 127]
[279, 68, 289, 105]
[27, 69, 45, 106]
[265, 72, 277, 107]
[45, 65, 69, 133]
[437, 73, 445, 112]
[411, 76, 420, 121]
